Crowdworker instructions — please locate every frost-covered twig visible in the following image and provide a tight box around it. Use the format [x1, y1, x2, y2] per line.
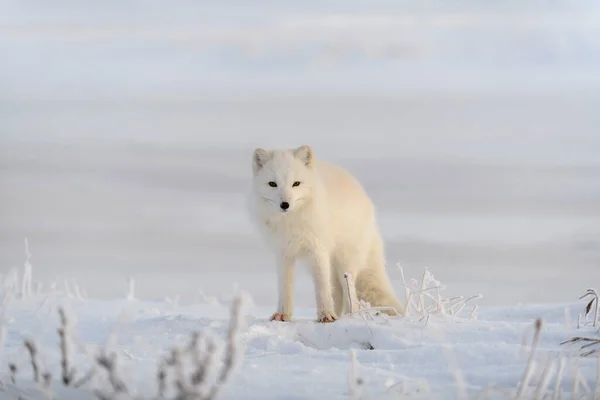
[6, 297, 247, 400]
[417, 269, 428, 316]
[448, 294, 484, 317]
[343, 273, 358, 314]
[167, 347, 186, 395]
[58, 307, 77, 385]
[397, 267, 481, 319]
[560, 336, 600, 357]
[153, 295, 245, 400]
[397, 265, 414, 316]
[190, 333, 216, 388]
[96, 351, 129, 395]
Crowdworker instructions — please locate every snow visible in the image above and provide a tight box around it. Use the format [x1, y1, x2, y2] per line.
[1, 0, 600, 399]
[0, 265, 599, 399]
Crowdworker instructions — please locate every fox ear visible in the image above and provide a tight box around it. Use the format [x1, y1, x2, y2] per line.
[293, 145, 314, 168]
[253, 148, 270, 174]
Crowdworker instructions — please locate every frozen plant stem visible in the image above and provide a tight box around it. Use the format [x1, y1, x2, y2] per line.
[560, 336, 600, 357]
[126, 277, 135, 301]
[552, 355, 565, 400]
[42, 372, 52, 392]
[418, 269, 427, 315]
[190, 333, 217, 388]
[169, 348, 186, 394]
[96, 351, 128, 394]
[24, 340, 40, 383]
[73, 366, 97, 388]
[397, 265, 412, 316]
[157, 360, 167, 399]
[470, 305, 478, 320]
[594, 353, 600, 398]
[344, 273, 358, 314]
[516, 318, 543, 399]
[21, 238, 33, 299]
[205, 296, 244, 400]
[9, 363, 17, 384]
[533, 353, 555, 400]
[161, 296, 246, 400]
[58, 307, 76, 385]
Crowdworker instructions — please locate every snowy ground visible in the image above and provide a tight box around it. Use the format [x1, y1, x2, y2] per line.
[1, 1, 600, 399]
[0, 265, 599, 399]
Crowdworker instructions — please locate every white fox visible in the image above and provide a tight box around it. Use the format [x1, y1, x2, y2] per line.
[247, 145, 404, 323]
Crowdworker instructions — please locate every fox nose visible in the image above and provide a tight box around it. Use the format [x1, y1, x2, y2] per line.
[280, 202, 290, 211]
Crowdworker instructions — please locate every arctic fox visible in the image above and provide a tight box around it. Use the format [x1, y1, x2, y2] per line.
[248, 145, 404, 323]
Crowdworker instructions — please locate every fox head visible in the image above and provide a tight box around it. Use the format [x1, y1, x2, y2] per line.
[252, 145, 316, 214]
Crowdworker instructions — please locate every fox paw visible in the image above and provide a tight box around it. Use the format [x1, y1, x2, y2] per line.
[316, 311, 337, 323]
[269, 312, 291, 322]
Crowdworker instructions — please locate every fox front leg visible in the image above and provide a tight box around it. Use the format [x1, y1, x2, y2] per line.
[270, 254, 295, 322]
[308, 251, 337, 323]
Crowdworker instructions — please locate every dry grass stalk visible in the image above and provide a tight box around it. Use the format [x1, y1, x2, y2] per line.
[42, 372, 52, 391]
[533, 353, 555, 399]
[9, 363, 17, 384]
[516, 318, 543, 399]
[551, 355, 566, 400]
[149, 295, 244, 400]
[343, 273, 359, 314]
[594, 353, 600, 398]
[58, 307, 76, 386]
[73, 365, 97, 389]
[204, 296, 243, 400]
[19, 238, 33, 300]
[23, 340, 40, 383]
[397, 265, 413, 316]
[126, 277, 136, 301]
[189, 333, 216, 388]
[346, 266, 481, 323]
[96, 351, 129, 395]
[167, 347, 186, 395]
[560, 336, 600, 357]
[157, 360, 168, 399]
[397, 267, 481, 319]
[5, 295, 246, 400]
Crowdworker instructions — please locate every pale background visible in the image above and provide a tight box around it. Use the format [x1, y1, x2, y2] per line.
[1, 1, 599, 307]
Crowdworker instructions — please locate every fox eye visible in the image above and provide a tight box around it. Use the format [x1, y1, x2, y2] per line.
[268, 181, 277, 187]
[292, 181, 301, 187]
